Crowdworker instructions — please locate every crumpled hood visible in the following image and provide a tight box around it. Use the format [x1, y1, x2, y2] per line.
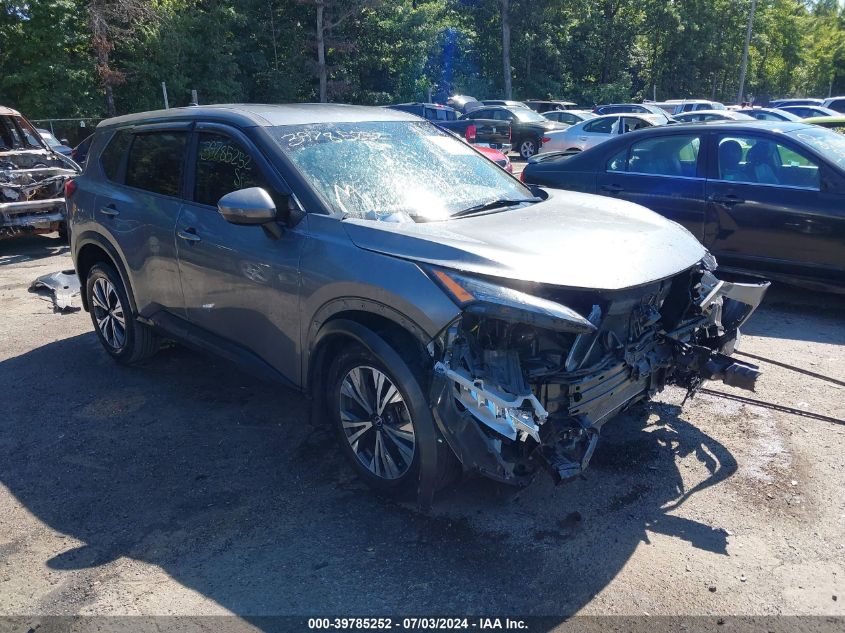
[342, 190, 707, 291]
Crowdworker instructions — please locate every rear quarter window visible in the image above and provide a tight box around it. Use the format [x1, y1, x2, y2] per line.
[99, 131, 131, 181]
[125, 132, 188, 197]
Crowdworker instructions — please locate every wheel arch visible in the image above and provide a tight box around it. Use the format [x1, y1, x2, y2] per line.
[74, 232, 137, 314]
[304, 300, 434, 397]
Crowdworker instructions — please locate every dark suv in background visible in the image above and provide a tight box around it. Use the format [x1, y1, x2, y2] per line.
[460, 105, 568, 158]
[68, 104, 767, 505]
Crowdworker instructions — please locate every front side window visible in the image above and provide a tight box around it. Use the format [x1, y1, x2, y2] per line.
[125, 131, 187, 197]
[0, 116, 44, 150]
[513, 109, 548, 123]
[194, 133, 269, 206]
[607, 148, 627, 172]
[270, 121, 533, 222]
[717, 135, 821, 188]
[626, 135, 700, 176]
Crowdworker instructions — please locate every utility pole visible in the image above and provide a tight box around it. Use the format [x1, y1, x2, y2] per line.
[737, 0, 756, 105]
[161, 82, 169, 109]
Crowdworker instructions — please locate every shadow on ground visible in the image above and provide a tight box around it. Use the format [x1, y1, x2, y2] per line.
[0, 233, 68, 267]
[741, 282, 845, 345]
[0, 331, 736, 621]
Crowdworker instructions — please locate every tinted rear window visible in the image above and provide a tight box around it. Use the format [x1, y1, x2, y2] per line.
[125, 132, 187, 197]
[100, 131, 131, 181]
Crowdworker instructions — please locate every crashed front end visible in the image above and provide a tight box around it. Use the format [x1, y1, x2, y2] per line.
[428, 258, 769, 485]
[1, 149, 78, 239]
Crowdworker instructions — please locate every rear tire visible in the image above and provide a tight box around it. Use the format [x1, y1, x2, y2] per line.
[86, 263, 159, 364]
[519, 137, 540, 159]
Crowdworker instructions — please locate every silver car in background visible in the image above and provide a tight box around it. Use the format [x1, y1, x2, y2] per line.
[542, 109, 597, 125]
[538, 113, 663, 154]
[673, 110, 756, 123]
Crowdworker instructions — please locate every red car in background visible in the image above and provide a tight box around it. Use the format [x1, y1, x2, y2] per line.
[474, 145, 513, 173]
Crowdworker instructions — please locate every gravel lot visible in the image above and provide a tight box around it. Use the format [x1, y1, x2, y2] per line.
[1, 234, 844, 624]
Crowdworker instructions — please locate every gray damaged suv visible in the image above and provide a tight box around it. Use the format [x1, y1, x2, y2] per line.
[68, 104, 769, 504]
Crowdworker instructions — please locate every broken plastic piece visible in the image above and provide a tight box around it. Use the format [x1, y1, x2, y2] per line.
[30, 270, 81, 312]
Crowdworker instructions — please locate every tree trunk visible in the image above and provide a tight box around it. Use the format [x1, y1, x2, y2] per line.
[737, 0, 756, 104]
[317, 2, 327, 103]
[501, 0, 512, 99]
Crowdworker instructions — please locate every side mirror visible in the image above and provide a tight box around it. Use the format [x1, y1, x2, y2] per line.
[217, 187, 277, 225]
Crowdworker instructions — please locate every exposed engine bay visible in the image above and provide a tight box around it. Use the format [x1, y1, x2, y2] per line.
[429, 261, 769, 485]
[1, 111, 79, 238]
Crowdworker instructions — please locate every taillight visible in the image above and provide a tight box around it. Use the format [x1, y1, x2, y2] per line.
[519, 170, 525, 182]
[541, 137, 551, 144]
[465, 124, 477, 142]
[508, 126, 512, 141]
[64, 179, 77, 199]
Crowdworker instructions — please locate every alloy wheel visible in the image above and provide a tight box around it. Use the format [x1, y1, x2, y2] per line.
[520, 139, 537, 158]
[339, 365, 416, 480]
[91, 277, 126, 350]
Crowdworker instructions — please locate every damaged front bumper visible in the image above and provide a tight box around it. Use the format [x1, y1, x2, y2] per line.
[428, 264, 769, 486]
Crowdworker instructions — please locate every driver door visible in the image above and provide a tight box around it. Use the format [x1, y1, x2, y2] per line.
[175, 123, 306, 385]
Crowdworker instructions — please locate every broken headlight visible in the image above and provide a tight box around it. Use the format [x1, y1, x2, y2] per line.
[427, 267, 596, 335]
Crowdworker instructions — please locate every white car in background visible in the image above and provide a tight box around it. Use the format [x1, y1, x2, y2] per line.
[538, 113, 664, 154]
[673, 110, 755, 123]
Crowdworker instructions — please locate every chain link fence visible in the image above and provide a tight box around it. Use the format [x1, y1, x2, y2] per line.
[29, 118, 102, 146]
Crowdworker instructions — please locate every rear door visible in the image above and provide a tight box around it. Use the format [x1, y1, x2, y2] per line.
[93, 124, 189, 314]
[705, 132, 845, 281]
[595, 132, 707, 239]
[175, 123, 305, 384]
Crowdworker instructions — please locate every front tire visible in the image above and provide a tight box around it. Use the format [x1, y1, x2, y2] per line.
[86, 263, 159, 364]
[328, 343, 457, 496]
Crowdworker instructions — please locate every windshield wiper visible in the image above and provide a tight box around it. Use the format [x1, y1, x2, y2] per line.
[451, 197, 540, 218]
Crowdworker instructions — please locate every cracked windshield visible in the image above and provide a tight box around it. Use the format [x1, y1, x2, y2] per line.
[271, 121, 532, 221]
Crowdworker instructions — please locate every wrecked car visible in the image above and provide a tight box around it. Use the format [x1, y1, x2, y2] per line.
[1, 106, 80, 240]
[68, 104, 768, 504]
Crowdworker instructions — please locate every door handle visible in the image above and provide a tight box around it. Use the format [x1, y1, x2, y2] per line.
[100, 205, 119, 217]
[600, 184, 624, 194]
[177, 228, 201, 243]
[578, 136, 588, 141]
[709, 194, 744, 205]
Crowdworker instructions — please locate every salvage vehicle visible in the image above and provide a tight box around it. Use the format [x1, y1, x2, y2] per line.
[1, 106, 79, 239]
[522, 121, 845, 293]
[69, 104, 768, 504]
[460, 105, 568, 158]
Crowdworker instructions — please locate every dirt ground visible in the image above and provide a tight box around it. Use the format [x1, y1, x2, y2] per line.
[1, 234, 843, 626]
